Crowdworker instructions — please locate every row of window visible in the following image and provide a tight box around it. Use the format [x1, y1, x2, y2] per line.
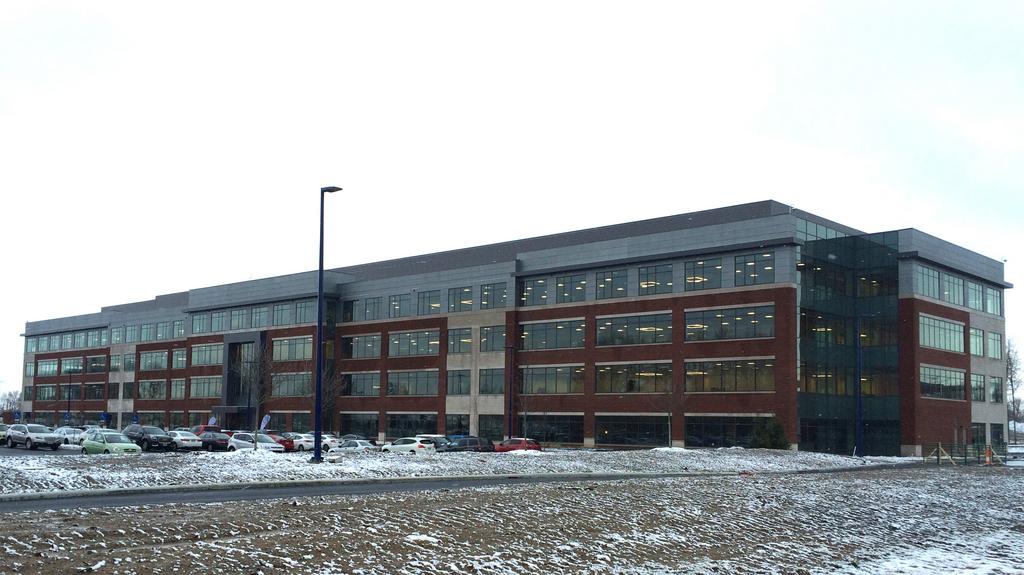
[918, 316, 1004, 359]
[338, 253, 776, 323]
[916, 264, 1003, 315]
[921, 365, 1005, 402]
[191, 300, 317, 334]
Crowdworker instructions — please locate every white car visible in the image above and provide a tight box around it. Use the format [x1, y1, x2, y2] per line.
[329, 439, 379, 454]
[415, 434, 453, 452]
[301, 433, 339, 450]
[6, 424, 61, 450]
[227, 432, 284, 452]
[381, 437, 436, 454]
[167, 430, 203, 451]
[1007, 444, 1024, 460]
[53, 426, 86, 445]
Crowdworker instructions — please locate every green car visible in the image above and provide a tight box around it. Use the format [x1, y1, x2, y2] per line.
[81, 430, 142, 455]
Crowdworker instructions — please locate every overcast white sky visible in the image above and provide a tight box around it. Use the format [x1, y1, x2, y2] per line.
[1, 2, 1021, 395]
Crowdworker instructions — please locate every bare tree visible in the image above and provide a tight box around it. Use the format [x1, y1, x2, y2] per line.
[1008, 339, 1020, 443]
[1, 389, 22, 413]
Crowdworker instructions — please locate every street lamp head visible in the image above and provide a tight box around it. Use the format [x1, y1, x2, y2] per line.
[321, 186, 342, 194]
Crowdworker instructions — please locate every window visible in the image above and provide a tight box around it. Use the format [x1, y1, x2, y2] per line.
[448, 328, 472, 354]
[341, 335, 381, 359]
[342, 300, 360, 322]
[173, 320, 185, 338]
[555, 274, 587, 303]
[171, 348, 186, 369]
[685, 416, 766, 448]
[941, 274, 964, 306]
[84, 384, 105, 400]
[920, 366, 964, 400]
[123, 353, 136, 372]
[35, 336, 48, 352]
[479, 414, 504, 441]
[296, 300, 316, 324]
[918, 316, 964, 353]
[51, 335, 62, 350]
[87, 330, 101, 347]
[24, 362, 34, 377]
[916, 265, 940, 299]
[685, 259, 723, 291]
[35, 385, 56, 400]
[448, 287, 473, 313]
[479, 368, 505, 394]
[990, 376, 1004, 403]
[596, 313, 672, 346]
[519, 279, 547, 306]
[389, 294, 411, 318]
[37, 359, 58, 377]
[156, 322, 171, 341]
[971, 422, 986, 447]
[388, 330, 440, 357]
[417, 290, 442, 315]
[520, 320, 585, 350]
[272, 303, 294, 326]
[987, 332, 1003, 359]
[271, 373, 312, 396]
[60, 384, 81, 400]
[74, 332, 86, 348]
[341, 373, 380, 396]
[447, 415, 470, 436]
[211, 311, 226, 332]
[86, 356, 107, 373]
[61, 357, 83, 375]
[363, 297, 383, 321]
[387, 414, 437, 438]
[734, 253, 775, 286]
[341, 413, 378, 438]
[991, 423, 1005, 446]
[63, 332, 75, 348]
[192, 314, 210, 334]
[26, 337, 37, 353]
[251, 306, 269, 328]
[480, 283, 507, 309]
[447, 370, 470, 395]
[597, 363, 672, 393]
[596, 415, 669, 446]
[191, 344, 224, 366]
[685, 359, 775, 392]
[970, 328, 984, 357]
[985, 288, 1002, 316]
[190, 376, 222, 398]
[520, 366, 584, 394]
[123, 381, 136, 399]
[109, 355, 122, 372]
[272, 337, 313, 361]
[595, 270, 627, 299]
[107, 382, 119, 399]
[685, 306, 775, 341]
[970, 374, 986, 402]
[140, 324, 155, 342]
[520, 415, 584, 443]
[138, 380, 167, 400]
[480, 325, 506, 352]
[966, 282, 984, 311]
[139, 351, 168, 371]
[170, 379, 186, 399]
[387, 371, 438, 395]
[229, 308, 248, 330]
[638, 265, 672, 295]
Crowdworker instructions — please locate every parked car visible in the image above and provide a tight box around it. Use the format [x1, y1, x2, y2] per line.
[381, 437, 436, 454]
[329, 439, 379, 454]
[227, 432, 285, 452]
[122, 425, 175, 451]
[199, 431, 230, 452]
[0, 424, 8, 442]
[495, 438, 542, 452]
[300, 433, 339, 450]
[81, 430, 142, 455]
[53, 426, 86, 445]
[447, 436, 496, 452]
[190, 424, 223, 437]
[6, 424, 61, 450]
[280, 432, 314, 451]
[167, 430, 203, 451]
[1008, 444, 1024, 461]
[415, 434, 453, 452]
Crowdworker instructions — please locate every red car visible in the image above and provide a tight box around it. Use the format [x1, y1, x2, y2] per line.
[495, 438, 542, 452]
[269, 433, 294, 451]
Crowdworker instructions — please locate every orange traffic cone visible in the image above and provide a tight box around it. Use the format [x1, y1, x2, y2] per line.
[985, 445, 992, 466]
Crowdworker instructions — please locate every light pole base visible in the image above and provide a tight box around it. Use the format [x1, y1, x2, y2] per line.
[308, 456, 324, 464]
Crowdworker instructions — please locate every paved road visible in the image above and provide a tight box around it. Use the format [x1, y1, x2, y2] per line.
[0, 474, 673, 514]
[0, 444, 83, 457]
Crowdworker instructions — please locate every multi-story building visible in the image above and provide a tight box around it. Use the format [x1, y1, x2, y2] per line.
[19, 200, 1010, 455]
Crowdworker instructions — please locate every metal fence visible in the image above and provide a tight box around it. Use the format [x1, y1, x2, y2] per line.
[926, 443, 1009, 465]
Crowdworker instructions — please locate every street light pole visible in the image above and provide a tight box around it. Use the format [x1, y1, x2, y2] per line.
[313, 186, 341, 463]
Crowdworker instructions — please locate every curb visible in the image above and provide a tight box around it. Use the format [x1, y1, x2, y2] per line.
[0, 462, 920, 504]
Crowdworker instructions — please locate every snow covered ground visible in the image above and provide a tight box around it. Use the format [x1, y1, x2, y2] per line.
[0, 465, 1019, 574]
[0, 447, 909, 495]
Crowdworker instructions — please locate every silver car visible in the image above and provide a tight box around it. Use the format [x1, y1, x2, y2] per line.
[6, 424, 61, 450]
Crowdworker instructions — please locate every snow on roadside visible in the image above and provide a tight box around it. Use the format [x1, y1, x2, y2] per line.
[0, 447, 913, 495]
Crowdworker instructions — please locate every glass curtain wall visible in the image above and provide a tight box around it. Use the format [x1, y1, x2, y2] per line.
[797, 232, 900, 455]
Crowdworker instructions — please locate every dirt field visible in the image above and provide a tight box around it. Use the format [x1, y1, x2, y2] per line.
[1, 466, 1021, 575]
